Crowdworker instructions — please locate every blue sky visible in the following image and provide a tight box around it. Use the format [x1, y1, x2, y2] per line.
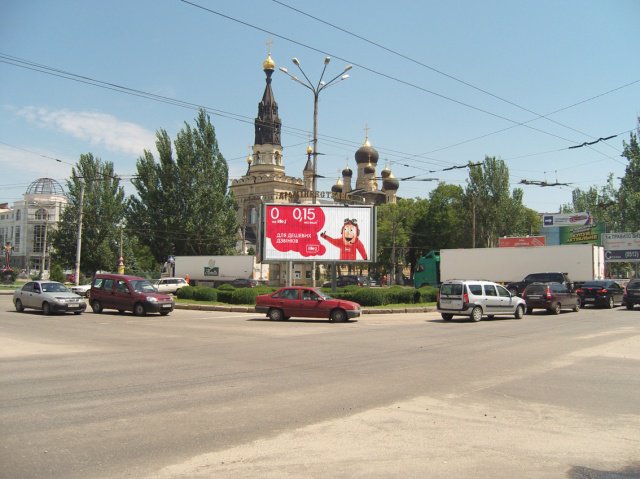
[1, 0, 639, 213]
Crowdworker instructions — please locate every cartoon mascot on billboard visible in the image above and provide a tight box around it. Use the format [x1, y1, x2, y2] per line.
[320, 218, 368, 261]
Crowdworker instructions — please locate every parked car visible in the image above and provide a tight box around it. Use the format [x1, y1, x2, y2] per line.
[90, 273, 174, 316]
[70, 283, 92, 297]
[522, 282, 580, 315]
[623, 279, 640, 310]
[153, 277, 189, 295]
[255, 286, 361, 322]
[575, 280, 624, 309]
[506, 272, 574, 296]
[322, 275, 370, 288]
[229, 278, 258, 288]
[437, 279, 525, 322]
[13, 281, 87, 315]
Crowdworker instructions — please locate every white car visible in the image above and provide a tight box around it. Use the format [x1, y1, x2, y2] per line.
[70, 283, 92, 297]
[153, 277, 189, 295]
[14, 281, 87, 315]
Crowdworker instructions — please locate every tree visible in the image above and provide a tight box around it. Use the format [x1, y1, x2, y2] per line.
[562, 175, 620, 231]
[618, 123, 640, 232]
[52, 153, 126, 275]
[127, 109, 238, 262]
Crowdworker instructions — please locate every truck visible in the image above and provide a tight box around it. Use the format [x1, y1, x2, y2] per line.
[414, 244, 605, 288]
[169, 255, 259, 287]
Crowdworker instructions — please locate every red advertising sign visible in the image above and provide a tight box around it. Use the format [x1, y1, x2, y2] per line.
[263, 204, 375, 262]
[498, 236, 546, 248]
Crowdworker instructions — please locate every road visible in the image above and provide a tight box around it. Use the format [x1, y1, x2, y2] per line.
[1, 294, 639, 479]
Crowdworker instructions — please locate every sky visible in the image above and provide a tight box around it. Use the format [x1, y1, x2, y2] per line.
[1, 0, 639, 214]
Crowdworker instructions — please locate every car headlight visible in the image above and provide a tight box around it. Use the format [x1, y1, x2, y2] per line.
[146, 297, 158, 303]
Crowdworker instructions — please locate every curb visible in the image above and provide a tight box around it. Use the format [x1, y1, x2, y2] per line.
[174, 303, 437, 314]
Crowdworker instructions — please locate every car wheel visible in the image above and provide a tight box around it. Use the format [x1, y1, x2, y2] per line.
[548, 302, 561, 315]
[514, 305, 524, 319]
[268, 308, 284, 321]
[626, 303, 634, 310]
[74, 311, 82, 315]
[91, 300, 103, 313]
[330, 309, 347, 323]
[470, 306, 482, 322]
[441, 313, 453, 321]
[526, 306, 533, 315]
[607, 296, 614, 309]
[14, 299, 24, 312]
[133, 303, 146, 316]
[160, 311, 170, 316]
[42, 302, 51, 316]
[118, 310, 125, 314]
[572, 302, 580, 312]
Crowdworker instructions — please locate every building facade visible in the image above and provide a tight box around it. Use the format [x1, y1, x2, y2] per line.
[0, 178, 67, 275]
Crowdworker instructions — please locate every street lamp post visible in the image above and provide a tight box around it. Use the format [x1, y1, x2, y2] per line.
[280, 57, 351, 288]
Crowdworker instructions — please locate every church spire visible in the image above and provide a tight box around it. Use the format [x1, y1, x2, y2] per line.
[254, 47, 281, 146]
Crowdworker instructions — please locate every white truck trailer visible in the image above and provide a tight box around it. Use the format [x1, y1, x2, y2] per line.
[439, 244, 604, 284]
[172, 255, 258, 286]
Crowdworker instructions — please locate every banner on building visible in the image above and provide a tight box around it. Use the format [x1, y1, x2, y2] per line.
[542, 212, 592, 228]
[261, 204, 375, 262]
[602, 232, 640, 262]
[499, 236, 546, 247]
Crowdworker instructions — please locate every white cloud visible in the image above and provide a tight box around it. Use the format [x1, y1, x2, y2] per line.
[16, 107, 156, 156]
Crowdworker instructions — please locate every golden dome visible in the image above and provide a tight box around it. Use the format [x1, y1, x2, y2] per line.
[263, 53, 275, 71]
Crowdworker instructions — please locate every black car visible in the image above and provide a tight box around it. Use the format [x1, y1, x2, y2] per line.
[576, 280, 624, 308]
[229, 278, 258, 288]
[522, 282, 580, 315]
[506, 272, 573, 296]
[623, 279, 640, 310]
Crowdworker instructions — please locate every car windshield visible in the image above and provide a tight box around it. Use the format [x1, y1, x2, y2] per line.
[130, 280, 157, 293]
[582, 281, 606, 287]
[41, 283, 69, 293]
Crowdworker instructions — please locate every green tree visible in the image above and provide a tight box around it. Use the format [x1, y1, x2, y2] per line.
[127, 109, 238, 262]
[562, 175, 620, 231]
[52, 153, 126, 275]
[619, 124, 640, 232]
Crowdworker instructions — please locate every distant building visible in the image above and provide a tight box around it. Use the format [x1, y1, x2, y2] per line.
[230, 52, 399, 284]
[0, 178, 67, 275]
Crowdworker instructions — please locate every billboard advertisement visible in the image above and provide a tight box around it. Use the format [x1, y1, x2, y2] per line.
[499, 236, 546, 247]
[542, 212, 592, 228]
[559, 223, 604, 245]
[602, 232, 640, 262]
[262, 204, 375, 262]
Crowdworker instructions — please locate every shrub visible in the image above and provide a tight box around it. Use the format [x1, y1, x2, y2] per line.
[176, 285, 196, 300]
[418, 286, 438, 303]
[216, 288, 233, 304]
[194, 286, 217, 302]
[349, 288, 385, 306]
[50, 264, 65, 283]
[217, 283, 235, 291]
[231, 288, 260, 304]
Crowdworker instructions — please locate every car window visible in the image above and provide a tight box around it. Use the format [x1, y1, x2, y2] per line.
[551, 283, 566, 293]
[496, 285, 511, 297]
[525, 284, 545, 294]
[33, 283, 41, 293]
[468, 284, 482, 295]
[627, 280, 640, 291]
[102, 279, 115, 291]
[22, 282, 34, 292]
[42, 282, 68, 293]
[483, 284, 497, 296]
[116, 280, 129, 293]
[302, 289, 319, 301]
[281, 289, 298, 300]
[130, 280, 156, 293]
[440, 283, 462, 295]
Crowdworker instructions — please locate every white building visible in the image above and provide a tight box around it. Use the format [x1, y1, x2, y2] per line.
[0, 178, 67, 275]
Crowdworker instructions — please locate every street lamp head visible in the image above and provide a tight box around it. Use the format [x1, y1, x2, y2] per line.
[279, 67, 288, 73]
[341, 74, 350, 80]
[292, 57, 300, 66]
[344, 65, 353, 72]
[319, 81, 326, 87]
[324, 56, 331, 65]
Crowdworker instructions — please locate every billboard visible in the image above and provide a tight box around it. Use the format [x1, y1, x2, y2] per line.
[542, 212, 592, 228]
[499, 236, 546, 247]
[262, 204, 375, 262]
[602, 232, 640, 262]
[559, 223, 604, 245]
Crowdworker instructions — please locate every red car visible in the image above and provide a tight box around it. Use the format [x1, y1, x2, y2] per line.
[255, 286, 361, 322]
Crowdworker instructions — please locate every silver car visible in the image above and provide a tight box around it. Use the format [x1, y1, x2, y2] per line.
[437, 279, 526, 322]
[13, 281, 87, 315]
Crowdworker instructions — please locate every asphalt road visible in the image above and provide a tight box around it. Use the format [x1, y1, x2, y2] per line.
[1, 294, 639, 479]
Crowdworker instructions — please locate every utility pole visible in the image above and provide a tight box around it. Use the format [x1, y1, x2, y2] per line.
[74, 182, 84, 286]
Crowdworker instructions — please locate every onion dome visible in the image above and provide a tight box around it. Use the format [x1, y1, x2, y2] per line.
[331, 178, 343, 193]
[364, 162, 375, 175]
[26, 177, 65, 195]
[355, 136, 379, 165]
[262, 53, 275, 71]
[380, 165, 392, 178]
[342, 166, 353, 177]
[382, 170, 399, 191]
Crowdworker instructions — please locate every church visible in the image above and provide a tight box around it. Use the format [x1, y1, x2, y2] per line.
[230, 51, 399, 285]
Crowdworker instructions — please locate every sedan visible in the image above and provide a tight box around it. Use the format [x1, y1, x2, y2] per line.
[576, 280, 624, 308]
[229, 278, 258, 288]
[13, 281, 87, 315]
[255, 286, 361, 322]
[70, 283, 92, 297]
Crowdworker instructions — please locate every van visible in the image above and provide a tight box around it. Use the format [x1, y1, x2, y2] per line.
[90, 273, 174, 316]
[437, 279, 526, 322]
